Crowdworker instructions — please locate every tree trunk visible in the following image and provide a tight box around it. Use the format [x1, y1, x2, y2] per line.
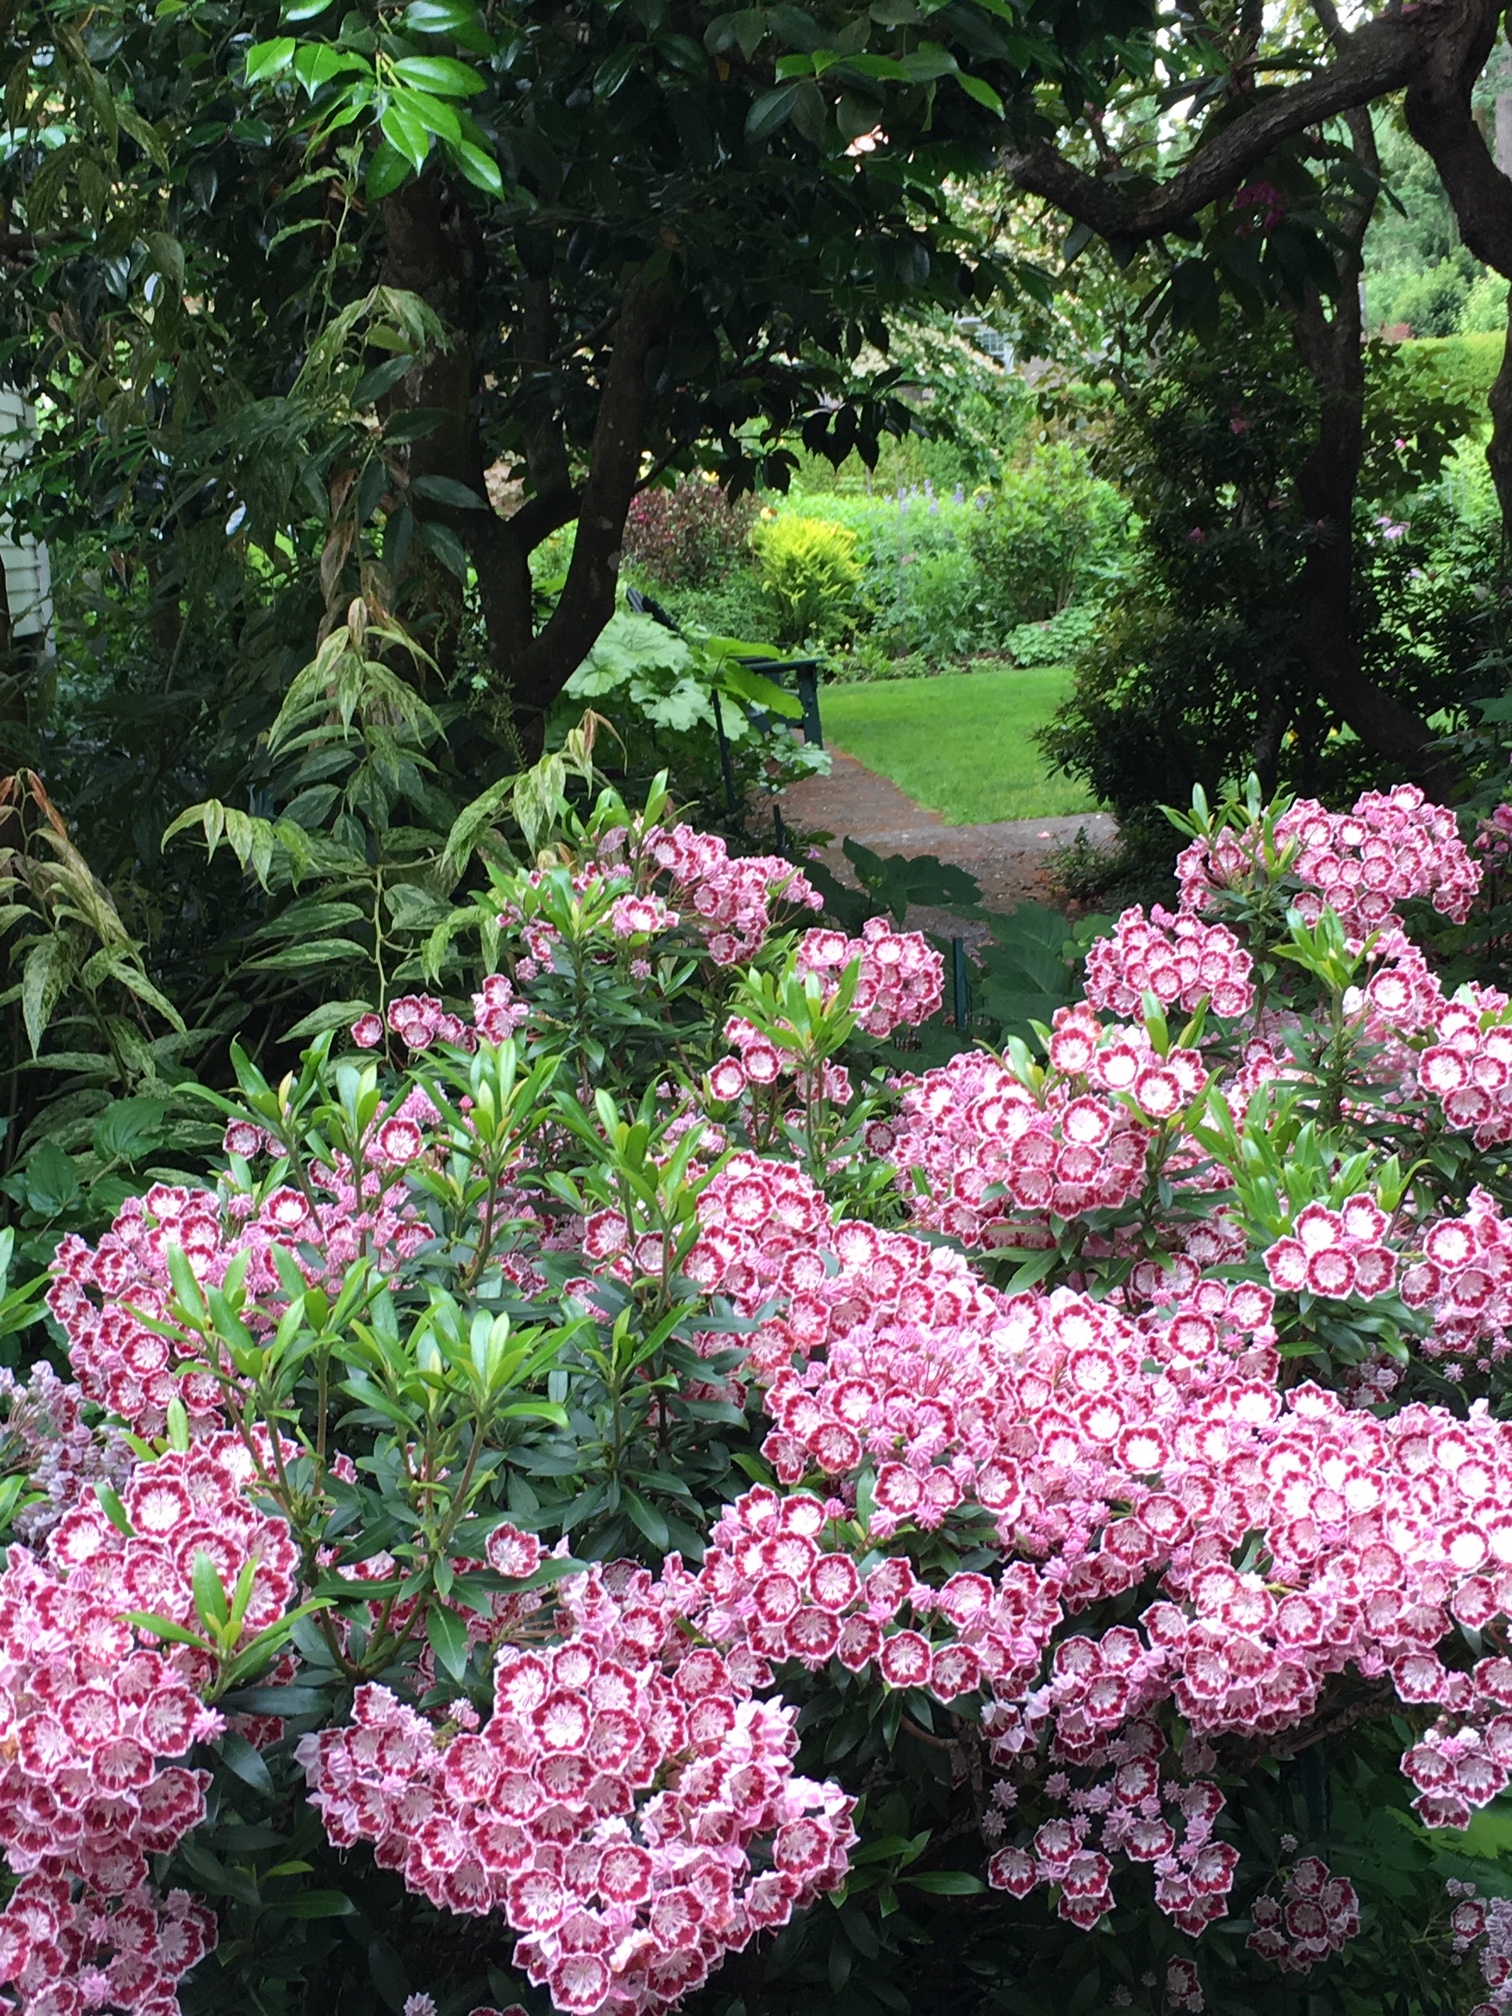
[1290, 309, 1451, 792]
[1403, 0, 1512, 556]
[379, 164, 489, 680]
[1284, 110, 1458, 800]
[1495, 91, 1512, 177]
[495, 271, 674, 758]
[378, 173, 673, 759]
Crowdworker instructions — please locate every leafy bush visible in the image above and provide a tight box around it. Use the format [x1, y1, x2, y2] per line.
[553, 609, 826, 818]
[1460, 270, 1510, 335]
[1044, 318, 1497, 829]
[766, 471, 1127, 672]
[1004, 601, 1105, 667]
[966, 444, 1130, 633]
[9, 771, 1512, 2015]
[640, 567, 773, 647]
[621, 479, 759, 589]
[750, 514, 863, 646]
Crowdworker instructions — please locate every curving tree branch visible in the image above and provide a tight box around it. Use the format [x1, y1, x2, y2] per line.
[1002, 4, 1438, 248]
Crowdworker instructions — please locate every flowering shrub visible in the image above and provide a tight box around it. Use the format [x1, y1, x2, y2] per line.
[11, 771, 1512, 2014]
[621, 480, 758, 590]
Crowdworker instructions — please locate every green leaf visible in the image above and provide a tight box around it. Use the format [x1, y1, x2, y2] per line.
[622, 1489, 670, 1549]
[216, 1729, 275, 1798]
[246, 937, 371, 972]
[412, 474, 489, 511]
[122, 1611, 212, 1650]
[955, 71, 1003, 115]
[405, 0, 476, 27]
[746, 84, 798, 142]
[379, 100, 432, 172]
[244, 37, 297, 82]
[93, 1097, 171, 1163]
[216, 1683, 333, 1717]
[382, 406, 449, 442]
[451, 138, 503, 195]
[352, 355, 415, 405]
[416, 519, 471, 580]
[281, 1890, 358, 1918]
[20, 1138, 81, 1216]
[193, 1551, 231, 1633]
[366, 139, 412, 199]
[283, 999, 374, 1042]
[21, 932, 72, 1055]
[903, 1870, 986, 1894]
[426, 1602, 469, 1681]
[95, 1482, 134, 1536]
[285, 0, 336, 16]
[391, 55, 485, 95]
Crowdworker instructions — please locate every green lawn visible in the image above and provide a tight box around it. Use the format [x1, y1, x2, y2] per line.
[821, 665, 1097, 825]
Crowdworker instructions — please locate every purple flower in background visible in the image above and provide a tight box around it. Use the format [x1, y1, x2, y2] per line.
[953, 485, 965, 504]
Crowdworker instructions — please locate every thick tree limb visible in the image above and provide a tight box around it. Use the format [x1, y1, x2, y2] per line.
[1403, 0, 1512, 274]
[500, 270, 675, 746]
[1003, 5, 1433, 248]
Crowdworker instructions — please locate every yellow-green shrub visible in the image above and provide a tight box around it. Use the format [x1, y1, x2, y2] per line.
[750, 513, 862, 645]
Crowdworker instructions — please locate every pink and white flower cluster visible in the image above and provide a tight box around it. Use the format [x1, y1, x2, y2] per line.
[1417, 994, 1512, 1148]
[711, 1018, 852, 1108]
[1476, 802, 1512, 872]
[1083, 905, 1253, 1020]
[1403, 1189, 1512, 1362]
[0, 1429, 297, 2013]
[297, 1562, 855, 2016]
[1177, 783, 1480, 935]
[879, 1010, 1205, 1248]
[1263, 1194, 1398, 1301]
[1448, 1880, 1512, 2013]
[795, 921, 943, 1037]
[0, 1869, 216, 2016]
[644, 825, 822, 966]
[48, 1171, 433, 1438]
[1246, 1857, 1360, 1971]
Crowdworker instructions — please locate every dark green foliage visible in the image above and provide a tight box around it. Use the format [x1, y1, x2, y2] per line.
[1041, 316, 1500, 829]
[965, 446, 1130, 633]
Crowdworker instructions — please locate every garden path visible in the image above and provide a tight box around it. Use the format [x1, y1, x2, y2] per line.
[772, 748, 1117, 916]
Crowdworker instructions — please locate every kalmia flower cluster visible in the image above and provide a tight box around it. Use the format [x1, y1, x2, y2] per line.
[1176, 783, 1481, 935]
[0, 1869, 216, 2016]
[1475, 802, 1512, 872]
[1403, 1189, 1512, 1363]
[582, 1136, 1512, 1937]
[0, 1429, 297, 2013]
[710, 1018, 852, 1109]
[1417, 994, 1512, 1148]
[638, 824, 822, 966]
[48, 1170, 432, 1438]
[1246, 1858, 1360, 1971]
[1083, 905, 1254, 1020]
[879, 1010, 1206, 1248]
[1262, 1195, 1398, 1302]
[297, 1560, 855, 2016]
[1448, 1879, 1512, 2014]
[794, 921, 944, 1037]
[29, 777, 1512, 2014]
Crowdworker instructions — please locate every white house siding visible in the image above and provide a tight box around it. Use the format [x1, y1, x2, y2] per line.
[0, 388, 53, 646]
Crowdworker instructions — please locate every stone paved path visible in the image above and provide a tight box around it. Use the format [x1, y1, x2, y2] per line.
[771, 748, 1117, 917]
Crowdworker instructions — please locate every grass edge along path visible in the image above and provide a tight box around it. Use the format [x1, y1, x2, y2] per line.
[820, 665, 1097, 826]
